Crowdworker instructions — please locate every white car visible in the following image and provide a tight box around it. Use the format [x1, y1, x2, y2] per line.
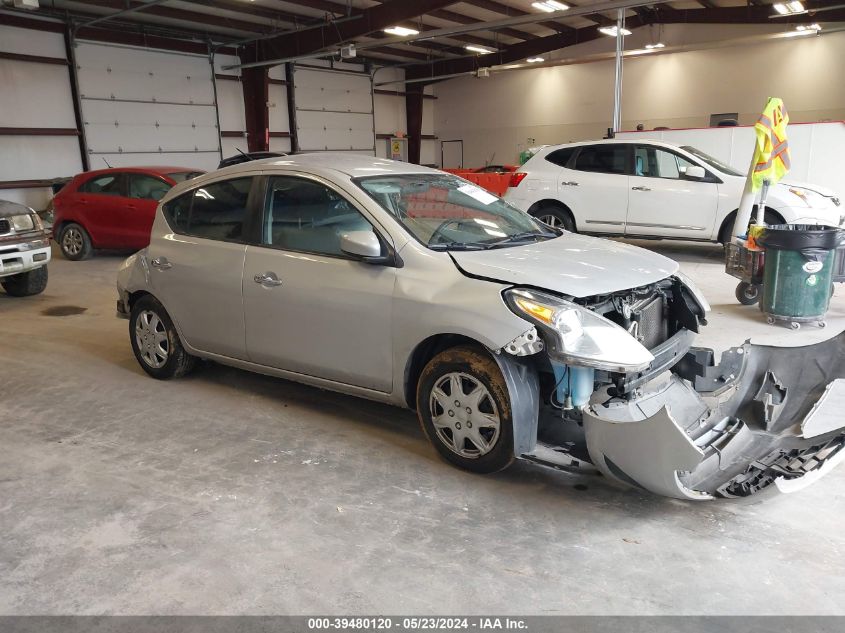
[504, 139, 843, 243]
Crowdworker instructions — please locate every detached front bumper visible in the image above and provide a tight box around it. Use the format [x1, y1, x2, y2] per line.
[583, 333, 845, 499]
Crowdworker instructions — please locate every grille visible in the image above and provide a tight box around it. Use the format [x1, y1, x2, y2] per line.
[632, 296, 668, 350]
[0, 219, 9, 235]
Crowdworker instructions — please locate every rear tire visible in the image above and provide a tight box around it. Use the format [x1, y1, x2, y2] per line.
[416, 345, 515, 474]
[530, 204, 576, 232]
[1, 266, 48, 297]
[719, 209, 783, 244]
[129, 295, 196, 380]
[59, 222, 93, 261]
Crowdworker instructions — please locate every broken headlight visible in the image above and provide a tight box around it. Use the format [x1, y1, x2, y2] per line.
[504, 288, 654, 373]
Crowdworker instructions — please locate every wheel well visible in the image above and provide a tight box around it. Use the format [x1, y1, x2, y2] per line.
[719, 207, 785, 243]
[527, 199, 576, 230]
[127, 290, 152, 310]
[403, 334, 487, 410]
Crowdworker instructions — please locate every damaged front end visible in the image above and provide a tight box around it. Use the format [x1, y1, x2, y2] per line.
[499, 277, 845, 500]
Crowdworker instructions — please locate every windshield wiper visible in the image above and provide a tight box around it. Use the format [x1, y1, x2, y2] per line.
[487, 231, 557, 247]
[429, 242, 493, 251]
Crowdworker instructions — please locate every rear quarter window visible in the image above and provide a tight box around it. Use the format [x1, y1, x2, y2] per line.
[162, 193, 191, 233]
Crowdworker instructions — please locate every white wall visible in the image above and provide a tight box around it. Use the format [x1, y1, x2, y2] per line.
[0, 23, 82, 209]
[433, 28, 845, 167]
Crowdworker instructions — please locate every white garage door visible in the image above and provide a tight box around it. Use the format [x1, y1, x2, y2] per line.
[75, 42, 221, 171]
[292, 64, 375, 155]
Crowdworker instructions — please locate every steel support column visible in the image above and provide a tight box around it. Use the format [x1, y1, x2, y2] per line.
[241, 62, 270, 153]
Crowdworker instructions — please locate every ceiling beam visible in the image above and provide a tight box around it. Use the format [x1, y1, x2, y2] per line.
[405, 13, 647, 81]
[428, 8, 537, 40]
[70, 0, 277, 34]
[253, 0, 460, 63]
[651, 3, 845, 23]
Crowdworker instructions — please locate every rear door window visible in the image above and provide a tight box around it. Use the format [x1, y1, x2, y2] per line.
[128, 174, 172, 201]
[79, 173, 125, 196]
[545, 147, 576, 168]
[572, 145, 630, 175]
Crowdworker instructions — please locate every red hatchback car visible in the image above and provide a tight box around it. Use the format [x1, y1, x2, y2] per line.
[53, 166, 203, 260]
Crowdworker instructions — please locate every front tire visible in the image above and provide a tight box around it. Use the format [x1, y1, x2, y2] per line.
[416, 345, 515, 474]
[59, 222, 93, 261]
[129, 295, 196, 379]
[1, 266, 48, 296]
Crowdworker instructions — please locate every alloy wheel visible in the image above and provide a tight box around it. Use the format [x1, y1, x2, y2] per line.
[429, 372, 501, 459]
[62, 228, 84, 256]
[135, 310, 169, 369]
[538, 214, 562, 228]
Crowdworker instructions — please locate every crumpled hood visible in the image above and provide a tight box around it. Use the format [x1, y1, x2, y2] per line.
[450, 233, 679, 298]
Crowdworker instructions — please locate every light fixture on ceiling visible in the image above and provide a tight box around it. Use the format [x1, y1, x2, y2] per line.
[794, 23, 822, 32]
[526, 57, 545, 62]
[645, 42, 665, 49]
[773, 1, 807, 15]
[531, 1, 569, 12]
[599, 25, 632, 37]
[466, 45, 497, 54]
[384, 26, 420, 37]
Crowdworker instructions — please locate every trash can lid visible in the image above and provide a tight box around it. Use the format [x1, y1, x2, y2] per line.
[758, 224, 842, 251]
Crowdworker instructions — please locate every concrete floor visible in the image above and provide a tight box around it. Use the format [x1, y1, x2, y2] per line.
[1, 241, 844, 615]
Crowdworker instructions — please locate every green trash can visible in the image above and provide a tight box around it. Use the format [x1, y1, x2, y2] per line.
[757, 224, 842, 329]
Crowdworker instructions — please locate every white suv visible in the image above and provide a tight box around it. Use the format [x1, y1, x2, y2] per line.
[504, 139, 843, 243]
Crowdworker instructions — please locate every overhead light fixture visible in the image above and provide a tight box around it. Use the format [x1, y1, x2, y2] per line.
[599, 25, 632, 37]
[773, 1, 806, 14]
[526, 57, 545, 62]
[384, 26, 420, 37]
[645, 42, 665, 49]
[466, 45, 496, 54]
[532, 1, 569, 12]
[795, 23, 821, 31]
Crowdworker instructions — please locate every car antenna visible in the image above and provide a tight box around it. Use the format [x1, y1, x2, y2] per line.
[236, 148, 248, 158]
[103, 158, 113, 168]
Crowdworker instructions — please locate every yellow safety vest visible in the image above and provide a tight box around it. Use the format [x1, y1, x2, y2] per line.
[752, 97, 790, 191]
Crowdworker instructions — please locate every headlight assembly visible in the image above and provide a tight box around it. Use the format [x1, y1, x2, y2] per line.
[504, 288, 654, 373]
[9, 214, 35, 232]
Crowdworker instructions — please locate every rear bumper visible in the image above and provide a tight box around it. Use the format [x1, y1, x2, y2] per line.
[583, 332, 845, 499]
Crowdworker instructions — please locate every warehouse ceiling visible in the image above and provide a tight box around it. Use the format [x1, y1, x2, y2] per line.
[10, 0, 845, 70]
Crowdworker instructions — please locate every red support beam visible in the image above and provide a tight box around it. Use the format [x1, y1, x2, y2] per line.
[406, 84, 425, 165]
[241, 63, 270, 152]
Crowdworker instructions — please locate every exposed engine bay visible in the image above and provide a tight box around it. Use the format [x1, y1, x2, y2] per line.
[501, 278, 845, 500]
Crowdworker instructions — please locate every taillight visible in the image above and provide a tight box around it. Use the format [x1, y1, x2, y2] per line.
[509, 172, 527, 188]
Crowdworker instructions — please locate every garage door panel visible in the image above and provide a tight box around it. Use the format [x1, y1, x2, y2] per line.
[214, 80, 246, 131]
[297, 111, 374, 151]
[76, 41, 221, 166]
[93, 151, 219, 171]
[0, 136, 82, 180]
[76, 44, 214, 104]
[294, 70, 372, 113]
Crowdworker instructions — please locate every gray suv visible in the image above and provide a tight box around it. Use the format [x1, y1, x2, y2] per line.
[0, 200, 51, 297]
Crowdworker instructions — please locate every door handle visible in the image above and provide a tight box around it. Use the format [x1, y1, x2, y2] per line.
[561, 181, 579, 186]
[150, 256, 172, 270]
[631, 186, 652, 192]
[254, 272, 283, 287]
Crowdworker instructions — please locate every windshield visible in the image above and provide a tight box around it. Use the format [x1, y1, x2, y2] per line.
[680, 146, 743, 177]
[355, 174, 556, 250]
[167, 171, 205, 183]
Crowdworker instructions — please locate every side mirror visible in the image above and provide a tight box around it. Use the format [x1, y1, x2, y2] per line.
[340, 230, 389, 264]
[685, 165, 707, 181]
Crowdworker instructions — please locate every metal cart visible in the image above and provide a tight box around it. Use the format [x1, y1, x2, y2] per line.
[725, 241, 766, 305]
